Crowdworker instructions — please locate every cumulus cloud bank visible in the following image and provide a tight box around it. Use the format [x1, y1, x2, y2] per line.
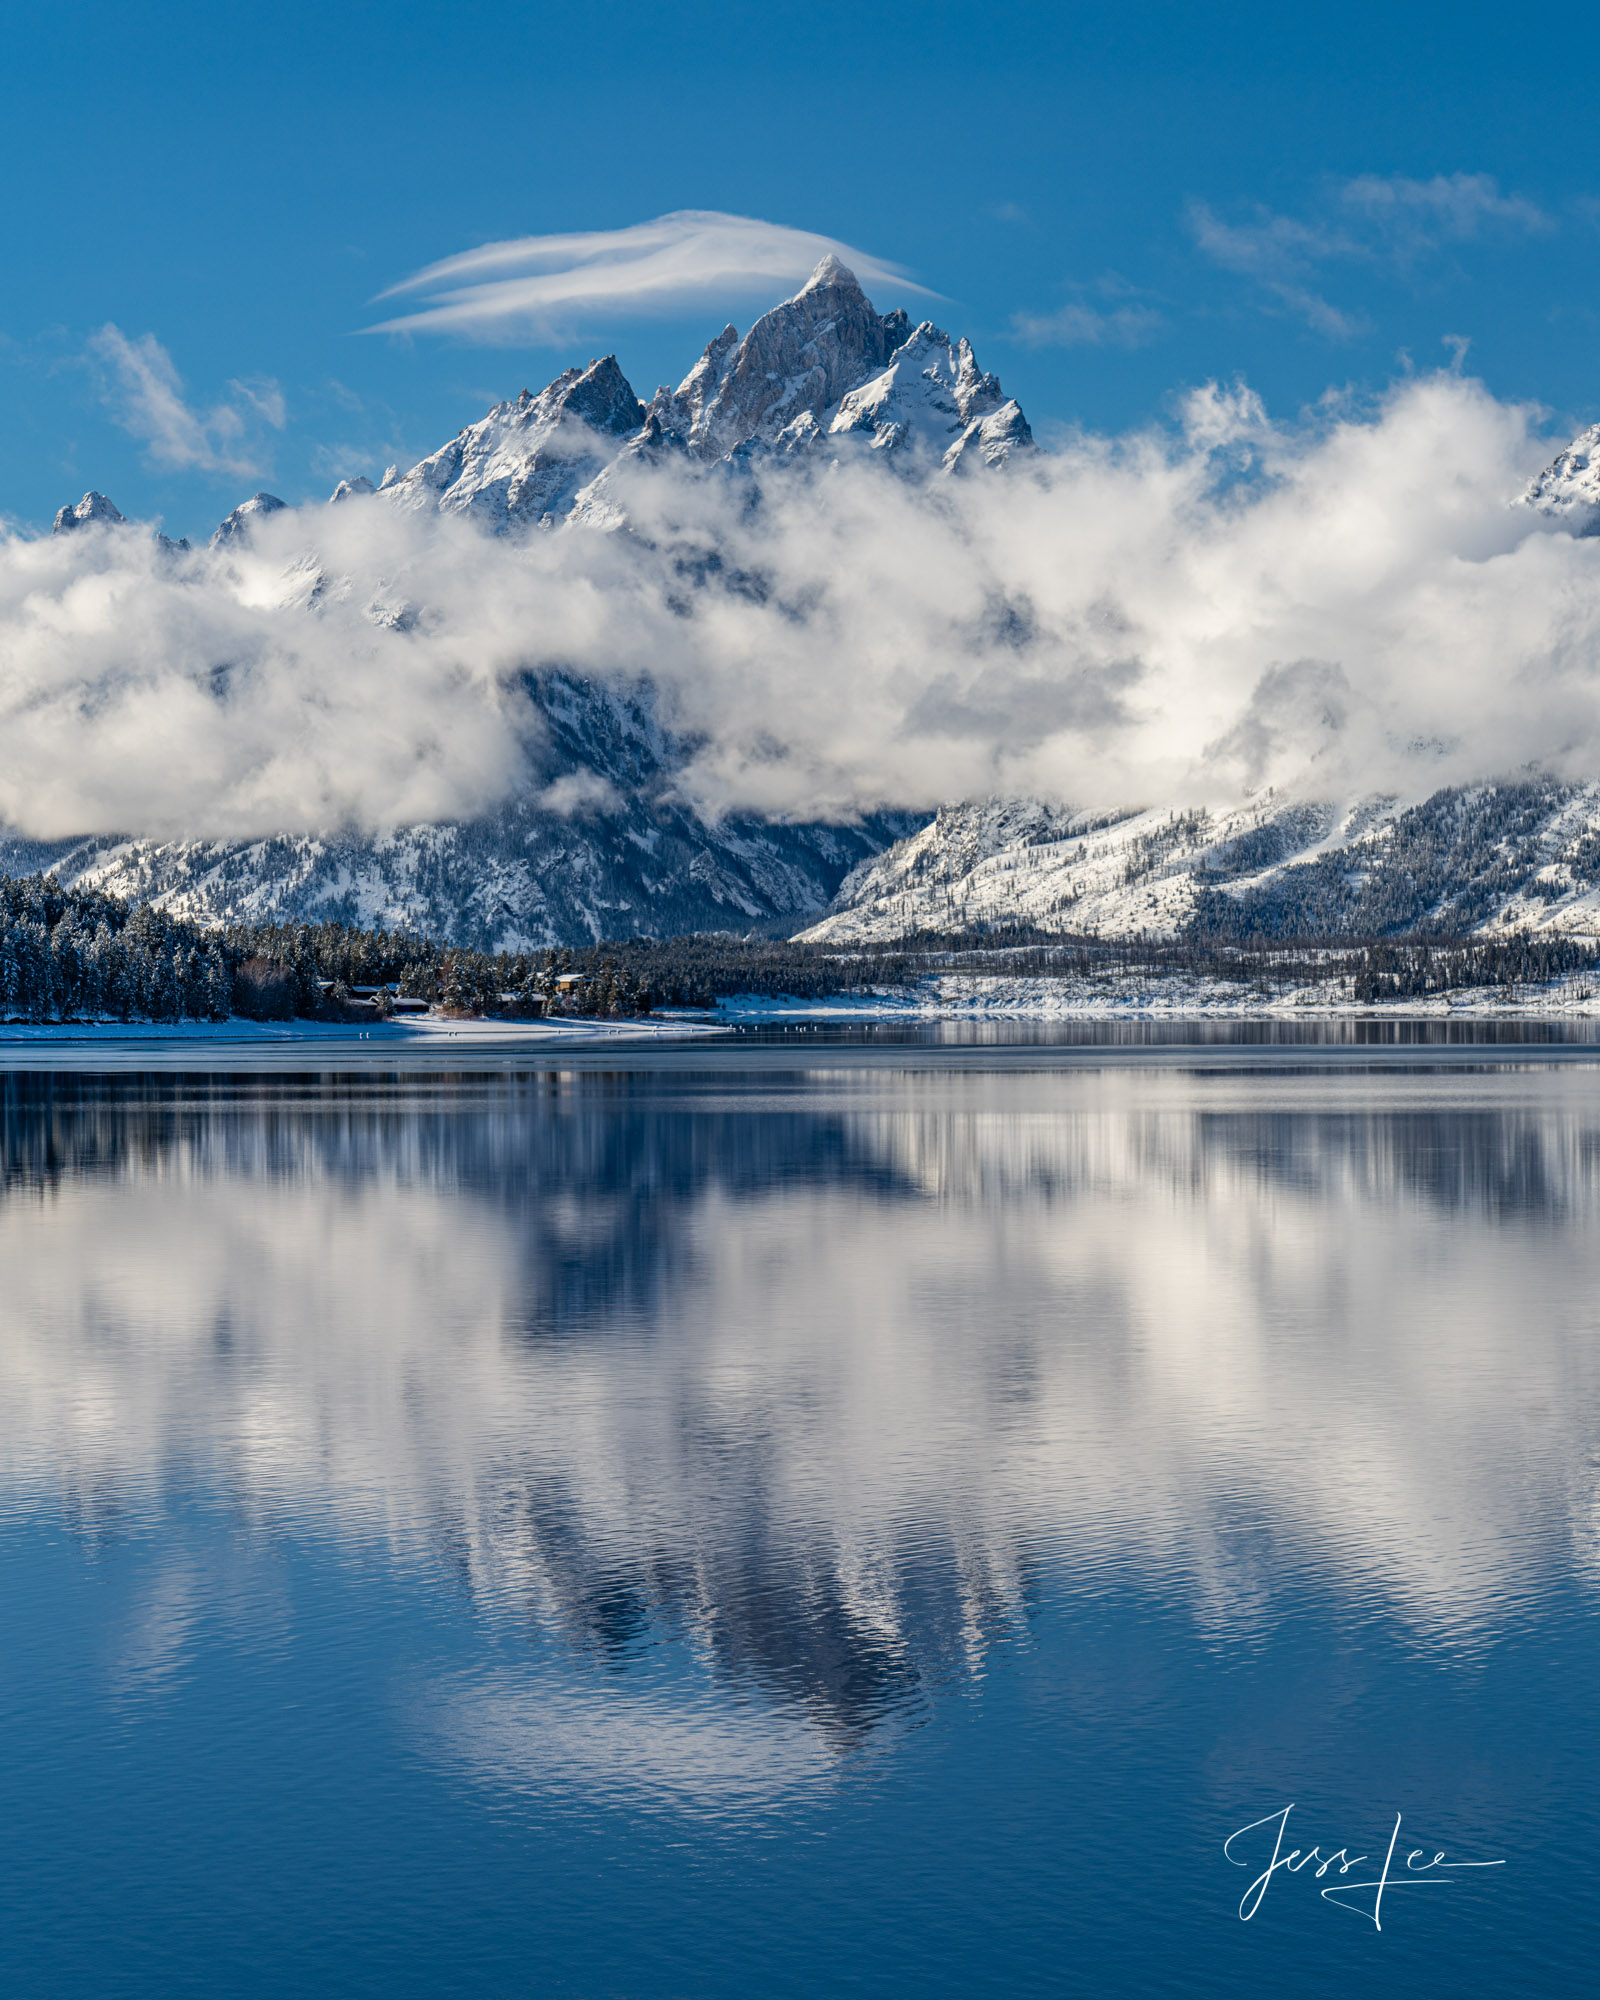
[2, 367, 1597, 842]
[366, 210, 930, 339]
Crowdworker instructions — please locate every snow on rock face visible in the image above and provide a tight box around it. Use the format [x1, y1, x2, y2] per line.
[211, 492, 289, 549]
[379, 356, 647, 530]
[803, 783, 1600, 946]
[20, 269, 1036, 949]
[52, 492, 126, 534]
[943, 399, 1034, 473]
[1522, 422, 1600, 532]
[329, 476, 376, 503]
[826, 322, 1034, 467]
[208, 259, 1029, 546]
[660, 255, 913, 458]
[3, 671, 912, 951]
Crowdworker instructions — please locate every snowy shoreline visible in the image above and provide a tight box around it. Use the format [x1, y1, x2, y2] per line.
[0, 1014, 717, 1047]
[5, 968, 1600, 1049]
[710, 971, 1600, 1021]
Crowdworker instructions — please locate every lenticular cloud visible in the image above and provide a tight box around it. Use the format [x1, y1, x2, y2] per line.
[368, 210, 929, 339]
[0, 366, 1595, 845]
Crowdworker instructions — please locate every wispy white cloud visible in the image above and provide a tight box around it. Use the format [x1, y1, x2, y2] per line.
[1011, 300, 1165, 349]
[1190, 172, 1553, 337]
[1339, 171, 1552, 256]
[1187, 201, 1368, 338]
[365, 210, 932, 341]
[88, 326, 285, 476]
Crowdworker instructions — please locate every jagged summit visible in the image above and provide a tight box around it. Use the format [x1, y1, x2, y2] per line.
[52, 491, 125, 534]
[329, 475, 376, 504]
[211, 492, 288, 549]
[825, 322, 1034, 468]
[1523, 423, 1600, 532]
[378, 354, 646, 530]
[191, 268, 1031, 547]
[800, 251, 852, 293]
[658, 255, 913, 458]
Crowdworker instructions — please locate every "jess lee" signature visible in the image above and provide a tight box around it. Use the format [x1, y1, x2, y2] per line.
[1224, 1805, 1505, 1930]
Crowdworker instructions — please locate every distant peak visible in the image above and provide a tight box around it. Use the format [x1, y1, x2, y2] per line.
[52, 490, 125, 534]
[210, 491, 288, 549]
[329, 476, 376, 504]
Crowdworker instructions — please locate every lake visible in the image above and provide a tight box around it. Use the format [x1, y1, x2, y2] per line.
[1, 1034, 1596, 1995]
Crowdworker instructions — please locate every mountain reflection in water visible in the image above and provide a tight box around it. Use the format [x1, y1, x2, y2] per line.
[3, 1067, 1598, 1798]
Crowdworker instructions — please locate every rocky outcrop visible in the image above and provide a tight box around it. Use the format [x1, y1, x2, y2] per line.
[52, 491, 126, 534]
[379, 357, 647, 531]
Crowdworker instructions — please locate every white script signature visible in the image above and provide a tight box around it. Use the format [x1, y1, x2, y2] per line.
[1224, 1805, 1505, 1929]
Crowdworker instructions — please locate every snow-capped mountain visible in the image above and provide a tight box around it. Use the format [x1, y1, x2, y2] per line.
[211, 490, 288, 548]
[823, 323, 1033, 469]
[803, 783, 1600, 945]
[793, 420, 1600, 953]
[1521, 423, 1600, 531]
[379, 355, 647, 531]
[52, 491, 125, 533]
[24, 281, 1600, 956]
[368, 253, 1033, 534]
[14, 257, 1032, 947]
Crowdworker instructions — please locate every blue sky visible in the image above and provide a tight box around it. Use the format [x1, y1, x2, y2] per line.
[7, 0, 1600, 537]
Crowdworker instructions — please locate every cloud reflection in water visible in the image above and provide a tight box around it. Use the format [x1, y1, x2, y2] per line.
[2, 1069, 1598, 1806]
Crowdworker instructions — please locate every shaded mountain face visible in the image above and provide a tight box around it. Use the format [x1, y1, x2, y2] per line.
[2, 671, 915, 951]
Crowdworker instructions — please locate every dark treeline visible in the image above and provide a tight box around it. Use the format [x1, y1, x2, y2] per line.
[2, 873, 1597, 1023]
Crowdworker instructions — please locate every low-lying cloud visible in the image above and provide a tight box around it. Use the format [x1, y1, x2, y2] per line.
[2, 366, 1596, 843]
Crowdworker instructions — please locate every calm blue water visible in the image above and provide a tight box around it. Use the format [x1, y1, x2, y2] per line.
[1, 1045, 1596, 1995]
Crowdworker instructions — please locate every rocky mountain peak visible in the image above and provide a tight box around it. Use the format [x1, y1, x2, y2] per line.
[199, 264, 1029, 545]
[377, 354, 646, 531]
[559, 354, 648, 437]
[799, 251, 852, 295]
[52, 491, 125, 534]
[210, 492, 287, 549]
[664, 258, 914, 458]
[1522, 422, 1600, 533]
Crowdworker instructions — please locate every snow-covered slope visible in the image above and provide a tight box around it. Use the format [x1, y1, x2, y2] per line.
[803, 785, 1600, 945]
[379, 357, 647, 531]
[825, 323, 1033, 468]
[1521, 423, 1600, 532]
[3, 671, 910, 950]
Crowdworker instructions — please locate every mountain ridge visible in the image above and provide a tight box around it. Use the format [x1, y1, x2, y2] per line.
[22, 277, 1600, 952]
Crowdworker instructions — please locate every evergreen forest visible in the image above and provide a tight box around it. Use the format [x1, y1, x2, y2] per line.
[1, 872, 1596, 1025]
